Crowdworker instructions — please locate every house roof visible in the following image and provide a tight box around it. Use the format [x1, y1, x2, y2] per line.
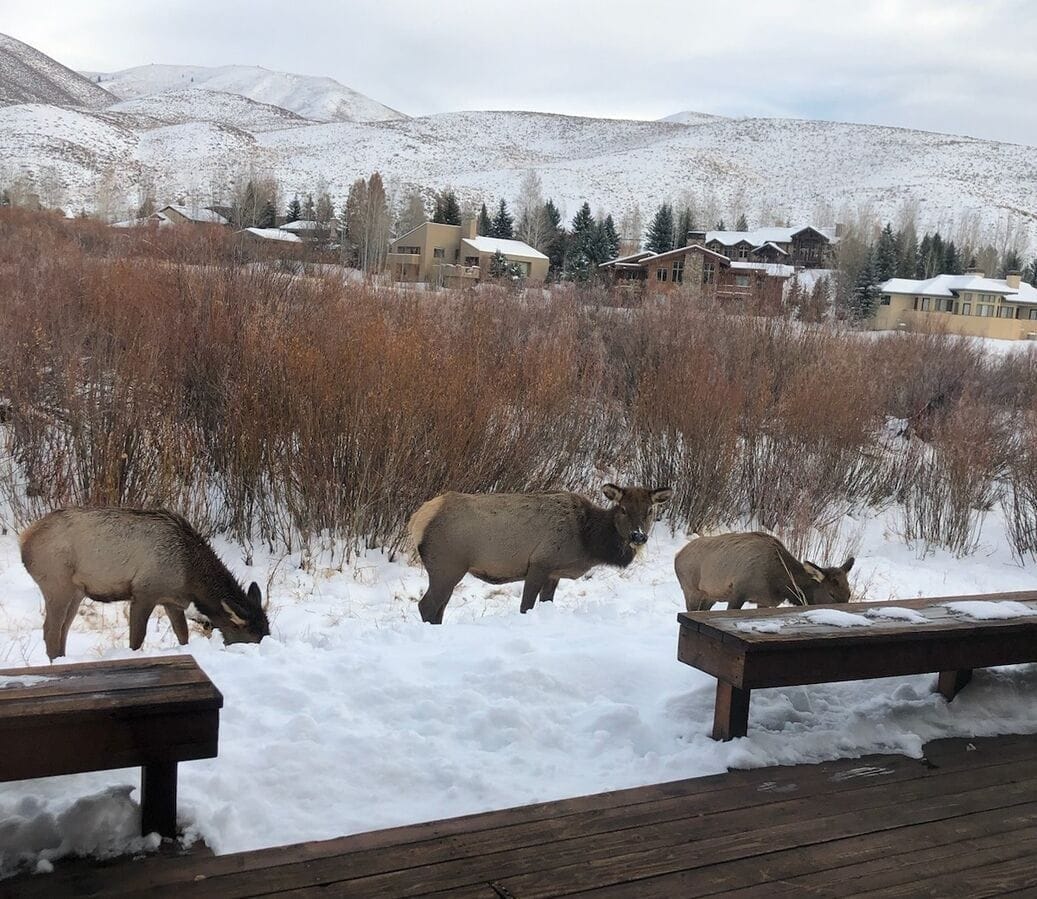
[461, 236, 549, 261]
[599, 250, 656, 268]
[240, 227, 303, 242]
[631, 244, 731, 266]
[731, 261, 796, 278]
[279, 219, 323, 232]
[753, 241, 790, 257]
[160, 204, 229, 225]
[704, 226, 836, 247]
[880, 274, 1037, 304]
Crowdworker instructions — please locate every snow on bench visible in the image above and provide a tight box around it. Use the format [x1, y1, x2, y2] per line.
[677, 591, 1037, 741]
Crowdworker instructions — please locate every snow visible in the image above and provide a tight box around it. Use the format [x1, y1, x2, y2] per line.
[160, 204, 228, 225]
[0, 674, 49, 688]
[88, 63, 406, 124]
[461, 235, 549, 260]
[943, 600, 1037, 620]
[0, 32, 113, 108]
[801, 609, 874, 628]
[241, 227, 302, 243]
[110, 89, 308, 133]
[865, 607, 930, 624]
[730, 260, 797, 277]
[1, 505, 1036, 878]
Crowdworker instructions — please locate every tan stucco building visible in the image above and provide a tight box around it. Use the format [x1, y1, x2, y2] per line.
[387, 219, 549, 285]
[874, 271, 1037, 340]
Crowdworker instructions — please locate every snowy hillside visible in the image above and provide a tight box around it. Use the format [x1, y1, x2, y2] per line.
[660, 110, 729, 126]
[110, 89, 309, 133]
[0, 32, 113, 108]
[87, 63, 406, 124]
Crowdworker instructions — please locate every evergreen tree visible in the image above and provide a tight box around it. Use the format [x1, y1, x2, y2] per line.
[874, 223, 898, 281]
[258, 199, 277, 228]
[477, 202, 492, 237]
[943, 240, 963, 275]
[601, 214, 620, 260]
[286, 195, 302, 223]
[1001, 248, 1023, 276]
[675, 206, 694, 248]
[1026, 257, 1037, 287]
[302, 194, 315, 221]
[645, 203, 675, 254]
[736, 212, 749, 231]
[715, 218, 726, 231]
[564, 202, 597, 281]
[543, 199, 565, 275]
[490, 199, 514, 239]
[916, 233, 931, 278]
[490, 249, 509, 278]
[433, 190, 461, 225]
[896, 224, 918, 278]
[850, 250, 881, 320]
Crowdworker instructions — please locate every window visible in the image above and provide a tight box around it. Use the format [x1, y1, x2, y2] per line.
[737, 246, 750, 259]
[921, 298, 931, 311]
[998, 305, 1015, 319]
[672, 258, 685, 283]
[881, 294, 891, 306]
[979, 304, 993, 317]
[1029, 309, 1037, 321]
[734, 274, 750, 288]
[397, 245, 420, 255]
[433, 247, 445, 259]
[656, 268, 668, 282]
[464, 256, 479, 266]
[703, 262, 715, 284]
[938, 298, 955, 313]
[962, 303, 971, 316]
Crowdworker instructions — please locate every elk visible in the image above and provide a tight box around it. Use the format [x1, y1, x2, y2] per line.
[20, 508, 270, 660]
[408, 484, 672, 623]
[675, 531, 854, 612]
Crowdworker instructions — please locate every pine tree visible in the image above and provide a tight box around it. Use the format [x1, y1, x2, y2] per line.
[1001, 248, 1023, 276]
[850, 250, 881, 320]
[916, 233, 931, 278]
[286, 195, 302, 223]
[1026, 257, 1037, 287]
[543, 200, 565, 275]
[477, 203, 492, 236]
[715, 218, 726, 231]
[874, 223, 898, 281]
[943, 240, 963, 275]
[675, 206, 694, 248]
[302, 194, 315, 221]
[601, 214, 620, 260]
[490, 249, 509, 278]
[258, 199, 277, 228]
[896, 224, 918, 278]
[645, 203, 675, 254]
[564, 202, 597, 281]
[490, 199, 514, 239]
[736, 213, 749, 231]
[433, 190, 461, 225]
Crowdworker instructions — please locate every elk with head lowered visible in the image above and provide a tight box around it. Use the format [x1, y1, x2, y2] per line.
[408, 484, 673, 623]
[20, 507, 270, 660]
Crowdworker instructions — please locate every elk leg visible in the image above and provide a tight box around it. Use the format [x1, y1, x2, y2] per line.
[520, 571, 549, 614]
[129, 601, 157, 651]
[418, 568, 464, 624]
[539, 577, 560, 603]
[42, 591, 77, 660]
[165, 605, 190, 645]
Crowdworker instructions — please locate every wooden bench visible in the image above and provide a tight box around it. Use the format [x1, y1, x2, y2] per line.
[677, 590, 1037, 741]
[0, 655, 222, 837]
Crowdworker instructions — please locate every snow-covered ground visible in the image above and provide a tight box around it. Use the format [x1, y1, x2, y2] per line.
[2, 505, 1036, 877]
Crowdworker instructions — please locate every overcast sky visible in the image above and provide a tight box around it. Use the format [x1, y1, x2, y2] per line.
[4, 0, 1036, 145]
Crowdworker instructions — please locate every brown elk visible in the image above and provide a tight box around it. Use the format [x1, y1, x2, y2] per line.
[675, 531, 854, 612]
[408, 484, 672, 623]
[20, 508, 270, 660]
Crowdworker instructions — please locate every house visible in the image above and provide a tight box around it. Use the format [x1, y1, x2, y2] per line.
[238, 227, 304, 244]
[278, 219, 340, 242]
[875, 270, 1037, 340]
[156, 205, 230, 227]
[691, 226, 837, 269]
[599, 243, 793, 309]
[388, 219, 549, 284]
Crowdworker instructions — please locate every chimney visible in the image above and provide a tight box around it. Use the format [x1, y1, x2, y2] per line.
[686, 229, 706, 246]
[834, 222, 846, 238]
[1006, 270, 1022, 289]
[461, 216, 477, 240]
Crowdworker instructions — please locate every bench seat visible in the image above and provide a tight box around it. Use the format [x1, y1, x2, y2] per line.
[677, 590, 1037, 740]
[0, 655, 222, 837]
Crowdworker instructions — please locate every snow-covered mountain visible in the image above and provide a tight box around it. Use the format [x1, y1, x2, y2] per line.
[0, 32, 114, 108]
[0, 33, 1034, 246]
[86, 63, 406, 124]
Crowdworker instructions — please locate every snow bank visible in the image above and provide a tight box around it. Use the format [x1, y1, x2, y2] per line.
[802, 609, 873, 628]
[865, 606, 930, 623]
[1, 506, 1036, 878]
[943, 600, 1037, 620]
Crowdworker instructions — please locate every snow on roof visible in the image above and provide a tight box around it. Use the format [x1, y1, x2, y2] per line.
[704, 226, 836, 247]
[160, 204, 229, 225]
[461, 236, 548, 260]
[881, 274, 1037, 304]
[241, 227, 303, 242]
[599, 251, 656, 267]
[279, 219, 325, 232]
[730, 261, 796, 277]
[637, 243, 731, 265]
[753, 241, 790, 256]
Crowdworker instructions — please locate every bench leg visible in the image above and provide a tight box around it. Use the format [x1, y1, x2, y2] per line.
[937, 668, 973, 702]
[712, 680, 751, 741]
[141, 761, 178, 838]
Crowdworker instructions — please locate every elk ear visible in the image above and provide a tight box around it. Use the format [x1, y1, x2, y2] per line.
[651, 487, 673, 505]
[841, 556, 855, 573]
[221, 601, 247, 627]
[247, 581, 263, 606]
[602, 484, 623, 503]
[802, 562, 826, 582]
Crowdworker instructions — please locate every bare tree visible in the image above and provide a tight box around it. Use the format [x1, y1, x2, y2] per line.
[618, 205, 643, 255]
[515, 170, 551, 251]
[345, 172, 390, 272]
[395, 188, 427, 238]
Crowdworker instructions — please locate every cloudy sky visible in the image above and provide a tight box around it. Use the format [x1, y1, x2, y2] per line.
[5, 0, 1036, 145]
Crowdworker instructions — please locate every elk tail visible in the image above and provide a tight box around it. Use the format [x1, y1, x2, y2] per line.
[406, 496, 446, 565]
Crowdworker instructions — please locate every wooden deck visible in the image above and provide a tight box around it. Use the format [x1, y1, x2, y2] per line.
[8, 733, 1037, 898]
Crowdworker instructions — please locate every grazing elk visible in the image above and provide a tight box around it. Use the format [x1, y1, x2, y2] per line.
[409, 484, 672, 623]
[20, 508, 270, 660]
[675, 531, 854, 612]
